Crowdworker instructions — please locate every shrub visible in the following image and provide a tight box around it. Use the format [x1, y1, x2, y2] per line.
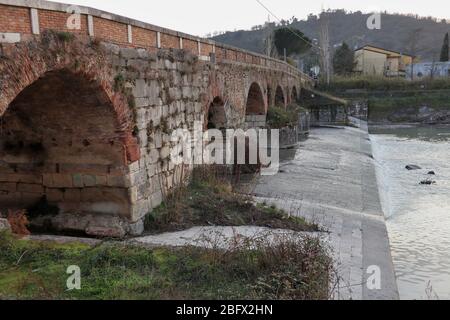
[7, 210, 30, 236]
[55, 31, 75, 42]
[266, 104, 304, 128]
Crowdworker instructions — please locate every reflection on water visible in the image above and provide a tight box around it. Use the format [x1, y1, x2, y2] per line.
[371, 125, 450, 300]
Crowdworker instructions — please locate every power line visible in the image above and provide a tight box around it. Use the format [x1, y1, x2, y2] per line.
[255, 0, 321, 50]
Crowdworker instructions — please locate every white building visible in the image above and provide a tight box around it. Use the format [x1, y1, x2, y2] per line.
[406, 61, 450, 80]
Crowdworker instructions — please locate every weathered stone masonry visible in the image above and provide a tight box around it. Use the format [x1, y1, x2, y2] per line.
[0, 0, 312, 236]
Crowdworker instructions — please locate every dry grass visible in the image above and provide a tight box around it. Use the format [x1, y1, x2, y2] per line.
[6, 210, 30, 236]
[0, 230, 333, 300]
[145, 166, 319, 234]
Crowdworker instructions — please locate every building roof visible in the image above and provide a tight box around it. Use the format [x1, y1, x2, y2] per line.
[355, 45, 414, 58]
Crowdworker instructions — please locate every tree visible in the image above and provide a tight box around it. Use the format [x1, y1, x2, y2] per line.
[333, 42, 356, 75]
[440, 33, 449, 62]
[273, 27, 311, 58]
[407, 28, 423, 80]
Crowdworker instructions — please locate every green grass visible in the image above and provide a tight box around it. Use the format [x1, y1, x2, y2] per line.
[54, 31, 75, 42]
[0, 231, 332, 300]
[144, 168, 319, 234]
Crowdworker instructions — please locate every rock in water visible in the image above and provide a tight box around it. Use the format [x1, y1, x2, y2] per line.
[428, 171, 436, 175]
[420, 179, 436, 185]
[406, 165, 422, 170]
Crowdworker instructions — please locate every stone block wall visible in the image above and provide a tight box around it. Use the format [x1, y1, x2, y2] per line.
[310, 105, 348, 126]
[116, 47, 209, 226]
[245, 115, 267, 128]
[279, 126, 299, 149]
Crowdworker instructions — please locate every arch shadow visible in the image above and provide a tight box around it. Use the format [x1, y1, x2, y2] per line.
[275, 85, 285, 108]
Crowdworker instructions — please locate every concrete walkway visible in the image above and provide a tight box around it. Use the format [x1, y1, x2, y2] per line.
[253, 123, 399, 300]
[131, 226, 319, 249]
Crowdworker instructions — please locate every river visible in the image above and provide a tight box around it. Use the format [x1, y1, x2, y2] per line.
[370, 126, 450, 300]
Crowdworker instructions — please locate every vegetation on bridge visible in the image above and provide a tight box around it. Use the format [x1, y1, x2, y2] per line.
[266, 104, 307, 129]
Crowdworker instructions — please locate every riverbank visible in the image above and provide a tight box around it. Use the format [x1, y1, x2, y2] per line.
[253, 122, 399, 300]
[316, 76, 450, 126]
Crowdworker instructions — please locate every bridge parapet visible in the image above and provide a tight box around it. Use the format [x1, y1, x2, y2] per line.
[0, 0, 312, 84]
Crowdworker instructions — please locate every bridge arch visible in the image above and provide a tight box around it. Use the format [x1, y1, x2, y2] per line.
[245, 82, 265, 116]
[245, 82, 266, 128]
[0, 36, 138, 164]
[291, 86, 298, 103]
[275, 85, 285, 108]
[207, 97, 227, 130]
[0, 35, 138, 224]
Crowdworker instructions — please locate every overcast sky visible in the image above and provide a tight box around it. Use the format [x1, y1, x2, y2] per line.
[50, 0, 450, 37]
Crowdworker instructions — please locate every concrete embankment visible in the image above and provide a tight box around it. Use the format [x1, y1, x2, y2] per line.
[253, 122, 399, 300]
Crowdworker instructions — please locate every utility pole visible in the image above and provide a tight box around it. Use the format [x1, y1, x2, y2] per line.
[264, 15, 276, 58]
[319, 10, 331, 85]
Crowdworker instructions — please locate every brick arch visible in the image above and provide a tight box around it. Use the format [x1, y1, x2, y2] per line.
[245, 82, 266, 115]
[0, 32, 139, 164]
[207, 96, 227, 130]
[275, 85, 285, 108]
[0, 33, 142, 231]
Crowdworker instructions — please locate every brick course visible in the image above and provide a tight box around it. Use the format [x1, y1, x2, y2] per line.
[93, 16, 128, 45]
[39, 9, 87, 34]
[161, 33, 179, 50]
[0, 1, 307, 75]
[133, 26, 157, 49]
[0, 4, 31, 33]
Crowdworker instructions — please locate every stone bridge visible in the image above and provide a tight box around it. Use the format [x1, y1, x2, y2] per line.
[0, 0, 313, 236]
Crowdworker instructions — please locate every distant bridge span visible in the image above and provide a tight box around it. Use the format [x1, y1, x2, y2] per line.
[0, 0, 313, 236]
